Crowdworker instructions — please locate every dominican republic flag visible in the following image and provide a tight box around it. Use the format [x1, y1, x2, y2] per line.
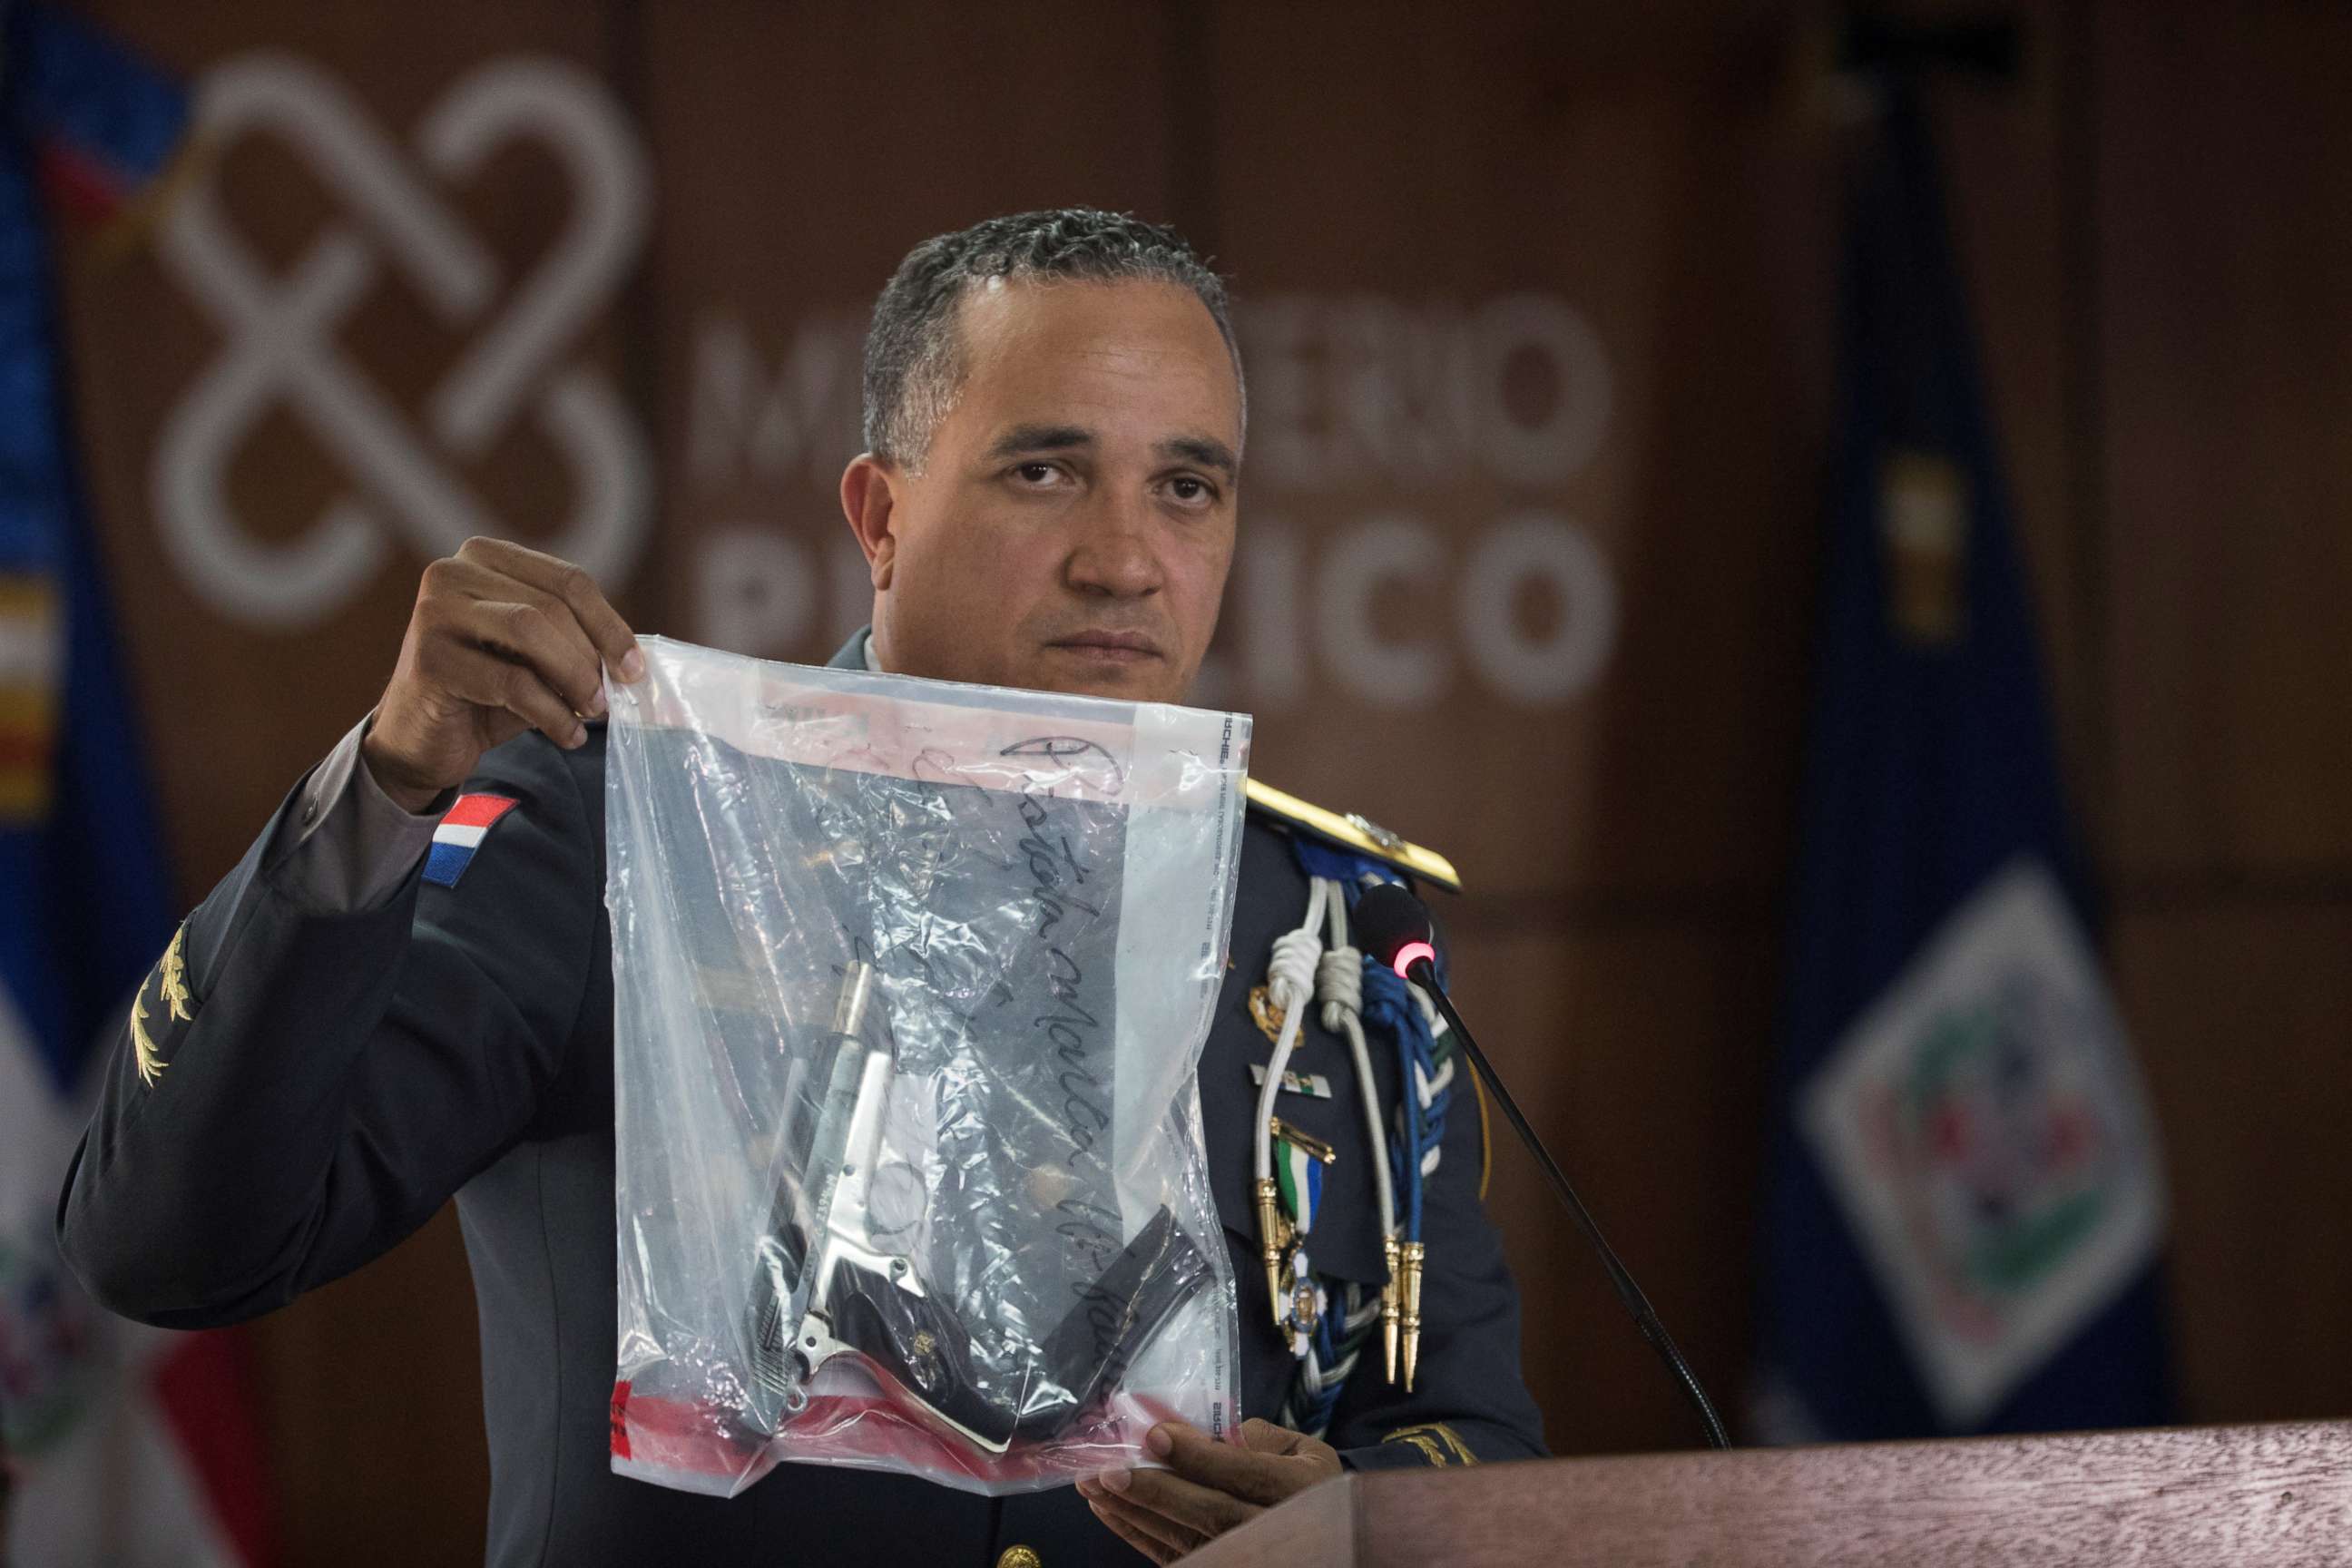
[1749, 80, 2171, 1444]
[423, 792, 521, 887]
[0, 6, 274, 1563]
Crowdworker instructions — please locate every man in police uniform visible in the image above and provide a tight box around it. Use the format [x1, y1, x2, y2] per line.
[59, 210, 1543, 1565]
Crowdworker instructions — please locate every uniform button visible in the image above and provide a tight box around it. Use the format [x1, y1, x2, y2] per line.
[995, 1548, 1042, 1568]
[302, 798, 318, 824]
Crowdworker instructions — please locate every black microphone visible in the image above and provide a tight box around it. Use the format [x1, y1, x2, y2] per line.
[1353, 881, 1732, 1451]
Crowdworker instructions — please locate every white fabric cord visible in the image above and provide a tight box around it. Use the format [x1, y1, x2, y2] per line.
[1281, 1280, 1385, 1436]
[1251, 880, 1328, 1184]
[1313, 877, 1397, 1242]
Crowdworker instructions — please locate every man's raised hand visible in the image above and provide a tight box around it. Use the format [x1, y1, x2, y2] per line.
[361, 537, 643, 812]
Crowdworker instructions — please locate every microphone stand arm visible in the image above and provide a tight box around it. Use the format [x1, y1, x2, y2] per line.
[1406, 959, 1733, 1452]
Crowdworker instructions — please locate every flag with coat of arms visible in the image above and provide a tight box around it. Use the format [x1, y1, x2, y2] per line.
[1, 5, 273, 1561]
[1750, 78, 2171, 1443]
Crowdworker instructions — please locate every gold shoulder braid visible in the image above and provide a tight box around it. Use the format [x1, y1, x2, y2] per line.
[131, 923, 192, 1088]
[1242, 779, 1461, 893]
[1379, 1422, 1480, 1467]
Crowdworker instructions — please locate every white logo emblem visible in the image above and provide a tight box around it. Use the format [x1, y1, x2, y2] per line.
[1800, 858, 2164, 1426]
[153, 54, 652, 628]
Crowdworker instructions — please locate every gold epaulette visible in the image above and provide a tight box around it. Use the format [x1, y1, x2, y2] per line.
[1242, 779, 1462, 894]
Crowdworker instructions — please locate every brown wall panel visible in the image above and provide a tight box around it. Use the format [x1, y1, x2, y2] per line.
[638, 0, 1181, 650]
[56, 0, 642, 906]
[1446, 921, 1778, 1455]
[2112, 903, 2352, 1424]
[2099, 4, 2352, 877]
[246, 1212, 485, 1565]
[1201, 1, 1824, 903]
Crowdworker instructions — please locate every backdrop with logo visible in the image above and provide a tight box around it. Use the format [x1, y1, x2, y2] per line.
[35, 1, 2352, 1560]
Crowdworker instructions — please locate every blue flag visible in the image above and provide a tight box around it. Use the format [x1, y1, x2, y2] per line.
[2, 8, 270, 1563]
[1751, 83, 2171, 1443]
[0, 2, 182, 1085]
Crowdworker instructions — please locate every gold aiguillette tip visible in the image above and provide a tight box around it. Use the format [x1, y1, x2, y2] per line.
[1255, 1179, 1289, 1328]
[1400, 1240, 1426, 1393]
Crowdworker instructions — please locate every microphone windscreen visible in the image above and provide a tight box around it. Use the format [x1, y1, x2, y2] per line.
[1353, 881, 1434, 969]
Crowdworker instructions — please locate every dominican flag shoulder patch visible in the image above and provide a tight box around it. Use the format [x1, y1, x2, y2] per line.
[424, 793, 520, 888]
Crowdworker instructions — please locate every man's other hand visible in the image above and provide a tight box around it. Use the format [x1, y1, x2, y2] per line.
[364, 538, 643, 811]
[1076, 1417, 1341, 1563]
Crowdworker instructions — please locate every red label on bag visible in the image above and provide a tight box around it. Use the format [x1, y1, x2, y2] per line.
[608, 1379, 632, 1459]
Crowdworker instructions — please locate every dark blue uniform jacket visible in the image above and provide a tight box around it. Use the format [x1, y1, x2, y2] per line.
[57, 638, 1544, 1566]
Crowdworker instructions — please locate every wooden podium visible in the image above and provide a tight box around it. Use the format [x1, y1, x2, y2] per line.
[1183, 1422, 2352, 1565]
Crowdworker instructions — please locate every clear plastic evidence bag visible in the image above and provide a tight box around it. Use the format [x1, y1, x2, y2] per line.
[603, 636, 1251, 1497]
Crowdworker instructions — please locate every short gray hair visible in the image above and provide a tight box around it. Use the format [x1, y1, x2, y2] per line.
[860, 208, 1244, 470]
